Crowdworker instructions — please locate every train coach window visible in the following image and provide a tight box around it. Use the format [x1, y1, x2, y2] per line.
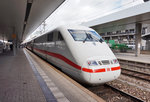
[47, 32, 53, 41]
[34, 37, 40, 43]
[58, 32, 64, 41]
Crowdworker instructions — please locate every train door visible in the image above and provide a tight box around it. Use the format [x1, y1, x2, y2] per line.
[46, 31, 56, 62]
[31, 40, 34, 51]
[42, 34, 47, 59]
[53, 30, 58, 47]
[53, 30, 60, 63]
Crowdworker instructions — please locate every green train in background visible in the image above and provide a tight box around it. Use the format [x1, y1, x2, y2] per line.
[105, 40, 129, 52]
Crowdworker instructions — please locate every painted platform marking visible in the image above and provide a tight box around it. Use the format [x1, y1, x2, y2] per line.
[24, 49, 70, 102]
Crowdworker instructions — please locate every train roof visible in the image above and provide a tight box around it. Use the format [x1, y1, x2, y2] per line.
[57, 25, 93, 31]
[27, 25, 94, 42]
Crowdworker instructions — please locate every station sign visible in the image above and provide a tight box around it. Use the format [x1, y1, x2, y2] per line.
[12, 34, 16, 39]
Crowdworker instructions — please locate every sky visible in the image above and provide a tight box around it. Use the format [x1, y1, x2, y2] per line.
[24, 0, 144, 43]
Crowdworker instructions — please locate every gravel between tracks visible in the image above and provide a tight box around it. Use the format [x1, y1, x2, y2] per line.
[107, 75, 150, 102]
[87, 85, 135, 102]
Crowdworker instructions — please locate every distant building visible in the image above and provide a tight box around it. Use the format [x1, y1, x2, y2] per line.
[92, 24, 150, 50]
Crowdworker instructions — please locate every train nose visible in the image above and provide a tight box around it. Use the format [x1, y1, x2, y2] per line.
[81, 66, 121, 84]
[90, 67, 121, 84]
[81, 58, 121, 84]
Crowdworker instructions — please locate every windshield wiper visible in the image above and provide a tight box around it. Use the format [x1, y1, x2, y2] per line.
[83, 33, 92, 43]
[99, 38, 104, 43]
[83, 33, 103, 43]
[83, 34, 88, 43]
[89, 34, 103, 43]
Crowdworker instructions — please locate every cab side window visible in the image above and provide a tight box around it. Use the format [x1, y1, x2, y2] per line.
[58, 32, 64, 41]
[47, 32, 53, 41]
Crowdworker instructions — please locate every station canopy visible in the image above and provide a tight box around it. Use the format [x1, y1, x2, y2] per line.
[0, 0, 145, 43]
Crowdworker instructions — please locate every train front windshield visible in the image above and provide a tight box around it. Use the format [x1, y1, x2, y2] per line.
[68, 29, 104, 42]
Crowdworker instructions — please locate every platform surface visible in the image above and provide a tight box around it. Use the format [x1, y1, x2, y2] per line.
[0, 49, 46, 102]
[115, 52, 150, 64]
[0, 48, 104, 102]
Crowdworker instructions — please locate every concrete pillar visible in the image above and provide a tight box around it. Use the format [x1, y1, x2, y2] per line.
[13, 40, 16, 56]
[146, 40, 150, 50]
[110, 36, 112, 40]
[135, 23, 142, 57]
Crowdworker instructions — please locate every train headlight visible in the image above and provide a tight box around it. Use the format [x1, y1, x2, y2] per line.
[112, 59, 119, 64]
[87, 60, 98, 66]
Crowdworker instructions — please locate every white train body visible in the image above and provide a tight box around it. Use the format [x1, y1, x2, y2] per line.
[27, 25, 121, 85]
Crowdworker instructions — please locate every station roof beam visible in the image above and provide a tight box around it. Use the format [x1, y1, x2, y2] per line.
[0, 0, 65, 42]
[83, 1, 150, 56]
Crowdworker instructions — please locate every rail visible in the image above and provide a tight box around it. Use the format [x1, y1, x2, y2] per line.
[118, 59, 150, 74]
[105, 84, 144, 102]
[85, 84, 144, 102]
[121, 68, 150, 82]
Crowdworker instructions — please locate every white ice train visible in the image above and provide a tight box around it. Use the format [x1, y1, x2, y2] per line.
[27, 25, 121, 85]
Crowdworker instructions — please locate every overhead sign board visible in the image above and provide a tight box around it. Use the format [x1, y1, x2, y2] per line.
[12, 34, 16, 39]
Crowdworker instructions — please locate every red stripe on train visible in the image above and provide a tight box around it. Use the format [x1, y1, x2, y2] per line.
[111, 66, 120, 71]
[94, 68, 106, 73]
[34, 48, 81, 70]
[34, 48, 120, 73]
[82, 68, 93, 73]
[82, 68, 106, 73]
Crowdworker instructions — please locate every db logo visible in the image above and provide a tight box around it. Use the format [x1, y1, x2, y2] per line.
[107, 68, 111, 71]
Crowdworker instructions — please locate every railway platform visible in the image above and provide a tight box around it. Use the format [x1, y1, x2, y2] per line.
[115, 52, 150, 64]
[0, 48, 104, 102]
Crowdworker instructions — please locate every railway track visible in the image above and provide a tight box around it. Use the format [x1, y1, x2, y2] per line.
[118, 59, 150, 74]
[27, 49, 148, 102]
[86, 84, 144, 102]
[121, 68, 150, 82]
